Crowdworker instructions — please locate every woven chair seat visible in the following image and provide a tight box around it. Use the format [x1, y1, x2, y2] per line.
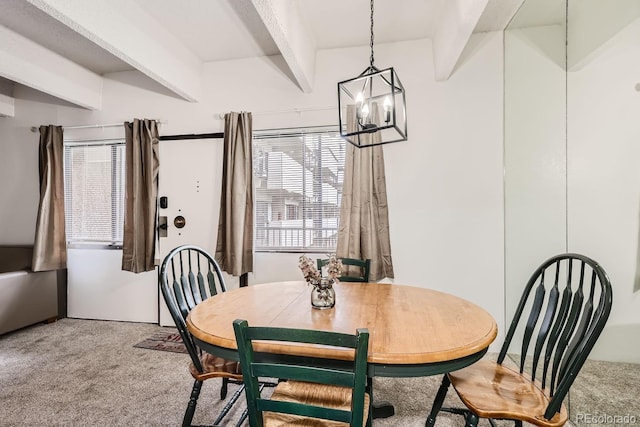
[189, 352, 243, 381]
[263, 380, 370, 427]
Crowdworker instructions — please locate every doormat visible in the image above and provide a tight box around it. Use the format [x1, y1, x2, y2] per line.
[133, 329, 187, 354]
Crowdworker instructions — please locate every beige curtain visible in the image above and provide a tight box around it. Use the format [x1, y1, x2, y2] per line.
[215, 112, 254, 276]
[337, 104, 394, 281]
[32, 125, 67, 272]
[121, 119, 159, 273]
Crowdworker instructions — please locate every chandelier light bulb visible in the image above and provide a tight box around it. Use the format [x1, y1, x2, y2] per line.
[361, 103, 370, 120]
[383, 96, 392, 111]
[383, 96, 392, 123]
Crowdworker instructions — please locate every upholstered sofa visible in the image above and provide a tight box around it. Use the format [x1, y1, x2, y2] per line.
[0, 245, 66, 335]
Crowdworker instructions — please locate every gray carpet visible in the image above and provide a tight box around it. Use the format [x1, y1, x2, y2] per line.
[0, 318, 637, 426]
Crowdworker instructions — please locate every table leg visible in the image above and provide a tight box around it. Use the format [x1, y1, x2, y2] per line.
[372, 401, 395, 419]
[368, 377, 395, 419]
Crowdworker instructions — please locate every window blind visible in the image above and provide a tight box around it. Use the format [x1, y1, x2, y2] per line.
[253, 128, 346, 252]
[63, 140, 125, 244]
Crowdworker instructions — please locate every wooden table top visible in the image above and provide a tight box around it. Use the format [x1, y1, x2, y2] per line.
[187, 281, 497, 366]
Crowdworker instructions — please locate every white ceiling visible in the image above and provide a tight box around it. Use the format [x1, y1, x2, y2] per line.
[0, 0, 528, 116]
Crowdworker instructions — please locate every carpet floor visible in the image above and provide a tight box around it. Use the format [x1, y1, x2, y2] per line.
[0, 318, 638, 426]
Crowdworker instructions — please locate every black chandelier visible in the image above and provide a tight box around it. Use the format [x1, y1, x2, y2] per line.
[337, 0, 407, 148]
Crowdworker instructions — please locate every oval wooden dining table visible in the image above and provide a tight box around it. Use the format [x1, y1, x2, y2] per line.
[187, 281, 497, 378]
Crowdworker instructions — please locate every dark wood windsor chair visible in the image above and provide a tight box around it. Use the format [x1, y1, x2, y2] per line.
[426, 253, 613, 427]
[159, 245, 246, 427]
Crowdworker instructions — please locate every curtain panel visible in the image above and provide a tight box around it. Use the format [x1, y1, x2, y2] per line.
[337, 104, 394, 281]
[121, 119, 159, 273]
[32, 125, 67, 272]
[215, 112, 254, 276]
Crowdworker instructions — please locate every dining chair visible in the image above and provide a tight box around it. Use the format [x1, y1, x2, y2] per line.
[318, 257, 371, 282]
[426, 253, 613, 427]
[159, 244, 245, 427]
[233, 319, 372, 427]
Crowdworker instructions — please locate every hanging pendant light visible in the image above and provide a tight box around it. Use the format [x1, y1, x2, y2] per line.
[337, 0, 407, 148]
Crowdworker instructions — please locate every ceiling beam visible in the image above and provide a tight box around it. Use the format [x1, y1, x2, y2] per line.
[0, 93, 16, 117]
[26, 0, 203, 102]
[250, 0, 316, 93]
[0, 25, 102, 110]
[432, 0, 489, 81]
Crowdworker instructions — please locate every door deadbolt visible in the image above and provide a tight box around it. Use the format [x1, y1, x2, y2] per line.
[173, 215, 186, 229]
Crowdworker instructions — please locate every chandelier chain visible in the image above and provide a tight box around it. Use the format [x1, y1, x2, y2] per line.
[369, 0, 375, 68]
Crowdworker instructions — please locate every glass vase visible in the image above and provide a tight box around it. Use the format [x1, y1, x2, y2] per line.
[310, 278, 336, 309]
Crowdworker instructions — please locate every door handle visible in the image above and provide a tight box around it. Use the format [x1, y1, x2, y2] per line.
[173, 215, 186, 229]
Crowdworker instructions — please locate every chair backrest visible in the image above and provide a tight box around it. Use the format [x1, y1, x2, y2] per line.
[498, 253, 612, 420]
[318, 257, 371, 282]
[159, 245, 227, 372]
[233, 319, 370, 427]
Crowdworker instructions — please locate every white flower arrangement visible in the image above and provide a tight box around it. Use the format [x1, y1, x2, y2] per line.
[298, 254, 321, 283]
[298, 254, 343, 284]
[324, 254, 343, 281]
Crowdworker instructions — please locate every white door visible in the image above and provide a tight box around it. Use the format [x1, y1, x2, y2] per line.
[157, 138, 223, 326]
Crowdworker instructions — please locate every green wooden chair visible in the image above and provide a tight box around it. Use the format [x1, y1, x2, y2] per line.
[233, 319, 372, 427]
[317, 257, 371, 282]
[160, 245, 246, 427]
[426, 253, 613, 427]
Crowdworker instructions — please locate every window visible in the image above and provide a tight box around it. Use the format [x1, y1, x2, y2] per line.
[63, 140, 125, 245]
[285, 204, 298, 220]
[253, 128, 346, 252]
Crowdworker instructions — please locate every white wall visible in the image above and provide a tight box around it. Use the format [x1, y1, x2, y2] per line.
[0, 88, 60, 244]
[380, 35, 504, 336]
[0, 34, 506, 346]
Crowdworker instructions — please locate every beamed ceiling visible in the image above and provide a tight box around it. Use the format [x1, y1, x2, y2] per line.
[0, 0, 528, 117]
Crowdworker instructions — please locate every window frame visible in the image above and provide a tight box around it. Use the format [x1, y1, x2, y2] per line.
[63, 138, 126, 249]
[252, 126, 346, 254]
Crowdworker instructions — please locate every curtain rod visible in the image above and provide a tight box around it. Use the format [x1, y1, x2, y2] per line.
[31, 107, 336, 130]
[62, 134, 224, 144]
[30, 119, 166, 133]
[214, 106, 336, 120]
[32, 121, 338, 142]
[62, 126, 338, 144]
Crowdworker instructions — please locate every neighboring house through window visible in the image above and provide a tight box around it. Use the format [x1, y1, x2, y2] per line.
[253, 127, 346, 252]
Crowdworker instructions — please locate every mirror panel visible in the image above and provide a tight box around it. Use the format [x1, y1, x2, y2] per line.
[504, 0, 567, 330]
[506, 0, 640, 421]
[567, 0, 640, 360]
